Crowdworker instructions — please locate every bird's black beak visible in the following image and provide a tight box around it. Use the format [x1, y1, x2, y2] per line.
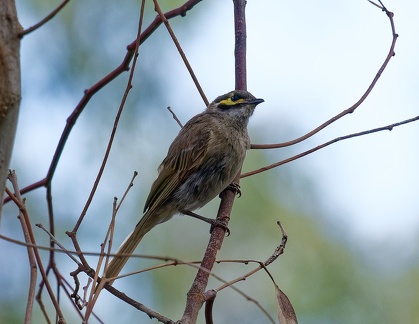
[248, 98, 264, 106]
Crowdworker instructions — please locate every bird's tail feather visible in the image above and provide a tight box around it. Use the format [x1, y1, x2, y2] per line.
[104, 210, 162, 284]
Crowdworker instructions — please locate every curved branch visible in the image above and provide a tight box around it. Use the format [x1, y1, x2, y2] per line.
[19, 0, 70, 37]
[242, 114, 419, 178]
[2, 0, 204, 204]
[251, 1, 398, 150]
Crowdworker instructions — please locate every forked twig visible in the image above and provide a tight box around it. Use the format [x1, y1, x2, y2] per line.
[204, 222, 287, 323]
[214, 222, 287, 293]
[84, 172, 138, 320]
[36, 223, 81, 265]
[5, 184, 36, 323]
[6, 171, 66, 323]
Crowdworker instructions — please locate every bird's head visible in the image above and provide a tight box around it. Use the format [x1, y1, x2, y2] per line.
[207, 90, 264, 122]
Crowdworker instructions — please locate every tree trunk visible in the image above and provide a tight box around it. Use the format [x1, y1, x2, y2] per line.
[0, 0, 21, 217]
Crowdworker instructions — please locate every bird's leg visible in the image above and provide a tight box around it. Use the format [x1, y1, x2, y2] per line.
[181, 210, 230, 236]
[220, 182, 241, 198]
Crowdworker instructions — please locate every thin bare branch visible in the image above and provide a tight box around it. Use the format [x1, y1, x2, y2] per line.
[167, 106, 184, 128]
[367, 0, 383, 10]
[19, 0, 70, 37]
[153, 0, 208, 106]
[243, 114, 419, 178]
[36, 224, 81, 265]
[116, 171, 138, 212]
[6, 171, 66, 323]
[205, 222, 287, 323]
[264, 221, 288, 267]
[250, 1, 398, 150]
[103, 253, 276, 322]
[215, 222, 287, 292]
[2, 0, 204, 205]
[103, 198, 118, 277]
[71, 1, 145, 234]
[76, 268, 174, 324]
[102, 171, 138, 277]
[2, 220, 283, 323]
[233, 0, 247, 91]
[5, 184, 36, 324]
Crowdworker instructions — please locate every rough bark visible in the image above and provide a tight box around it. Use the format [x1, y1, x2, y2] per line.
[0, 0, 21, 217]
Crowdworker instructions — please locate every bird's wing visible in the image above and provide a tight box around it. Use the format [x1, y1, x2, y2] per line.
[143, 114, 213, 213]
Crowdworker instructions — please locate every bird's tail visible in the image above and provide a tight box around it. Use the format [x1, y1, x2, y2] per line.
[104, 209, 165, 284]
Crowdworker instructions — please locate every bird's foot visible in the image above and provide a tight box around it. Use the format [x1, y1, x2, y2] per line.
[219, 182, 241, 198]
[209, 219, 230, 236]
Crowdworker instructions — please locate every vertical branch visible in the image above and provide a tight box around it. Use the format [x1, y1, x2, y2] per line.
[7, 171, 66, 323]
[5, 181, 37, 323]
[181, 1, 248, 323]
[234, 0, 247, 91]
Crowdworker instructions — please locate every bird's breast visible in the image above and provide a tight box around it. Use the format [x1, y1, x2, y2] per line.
[172, 127, 249, 211]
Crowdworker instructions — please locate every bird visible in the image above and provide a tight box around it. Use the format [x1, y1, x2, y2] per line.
[104, 90, 264, 283]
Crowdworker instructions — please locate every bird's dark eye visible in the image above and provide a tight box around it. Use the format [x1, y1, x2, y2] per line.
[231, 94, 240, 101]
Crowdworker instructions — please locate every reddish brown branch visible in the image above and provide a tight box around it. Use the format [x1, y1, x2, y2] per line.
[19, 0, 70, 37]
[234, 0, 247, 91]
[70, 0, 145, 234]
[127, 0, 203, 51]
[65, 4, 176, 321]
[2, 0, 203, 205]
[3, 178, 47, 204]
[204, 290, 216, 324]
[203, 222, 287, 323]
[69, 266, 174, 323]
[242, 114, 419, 178]
[181, 1, 248, 322]
[101, 281, 174, 323]
[250, 2, 398, 150]
[6, 171, 66, 323]
[153, 0, 208, 106]
[5, 185, 37, 323]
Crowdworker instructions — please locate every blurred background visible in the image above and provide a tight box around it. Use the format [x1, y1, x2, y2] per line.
[1, 0, 419, 323]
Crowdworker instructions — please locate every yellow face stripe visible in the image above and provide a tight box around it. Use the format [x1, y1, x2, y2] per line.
[218, 97, 245, 106]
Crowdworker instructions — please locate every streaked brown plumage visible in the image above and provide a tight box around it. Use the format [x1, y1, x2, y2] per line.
[105, 90, 263, 283]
